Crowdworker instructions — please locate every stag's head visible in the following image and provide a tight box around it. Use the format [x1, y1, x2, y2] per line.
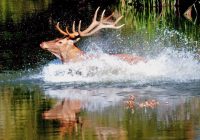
[40, 7, 124, 63]
[40, 36, 79, 61]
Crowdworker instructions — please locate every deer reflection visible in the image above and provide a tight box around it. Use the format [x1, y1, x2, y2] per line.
[43, 99, 82, 136]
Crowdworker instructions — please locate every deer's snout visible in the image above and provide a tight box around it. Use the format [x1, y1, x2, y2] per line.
[40, 42, 44, 47]
[40, 42, 47, 49]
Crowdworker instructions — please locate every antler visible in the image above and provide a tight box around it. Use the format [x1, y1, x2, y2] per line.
[55, 7, 124, 39]
[78, 7, 125, 37]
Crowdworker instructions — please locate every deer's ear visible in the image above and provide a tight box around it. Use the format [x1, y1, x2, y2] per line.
[73, 38, 80, 43]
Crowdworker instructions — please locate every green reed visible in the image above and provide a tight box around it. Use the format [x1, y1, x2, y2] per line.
[117, 0, 200, 49]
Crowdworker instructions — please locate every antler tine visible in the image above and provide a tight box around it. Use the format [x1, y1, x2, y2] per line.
[102, 12, 122, 25]
[78, 20, 82, 33]
[79, 7, 100, 35]
[113, 23, 125, 29]
[100, 10, 106, 22]
[102, 12, 114, 23]
[65, 26, 70, 34]
[114, 16, 123, 25]
[56, 22, 69, 36]
[93, 7, 100, 22]
[72, 21, 76, 33]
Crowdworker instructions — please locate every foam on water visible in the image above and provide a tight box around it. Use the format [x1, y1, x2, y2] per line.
[41, 48, 200, 84]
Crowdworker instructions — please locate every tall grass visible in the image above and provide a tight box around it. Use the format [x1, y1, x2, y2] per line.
[117, 0, 200, 49]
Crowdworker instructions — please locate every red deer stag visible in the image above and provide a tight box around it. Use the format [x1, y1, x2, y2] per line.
[40, 7, 145, 63]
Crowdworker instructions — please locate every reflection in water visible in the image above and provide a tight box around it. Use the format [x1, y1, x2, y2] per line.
[43, 99, 82, 136]
[42, 95, 128, 139]
[42, 86, 200, 139]
[0, 83, 200, 139]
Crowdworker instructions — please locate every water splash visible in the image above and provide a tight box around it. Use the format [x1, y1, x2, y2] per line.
[41, 48, 200, 84]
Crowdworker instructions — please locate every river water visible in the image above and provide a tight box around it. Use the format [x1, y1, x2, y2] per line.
[0, 0, 200, 140]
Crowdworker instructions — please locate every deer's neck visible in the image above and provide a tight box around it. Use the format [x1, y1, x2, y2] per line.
[61, 45, 84, 63]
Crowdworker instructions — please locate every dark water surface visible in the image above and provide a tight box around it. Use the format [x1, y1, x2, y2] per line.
[1, 0, 200, 140]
